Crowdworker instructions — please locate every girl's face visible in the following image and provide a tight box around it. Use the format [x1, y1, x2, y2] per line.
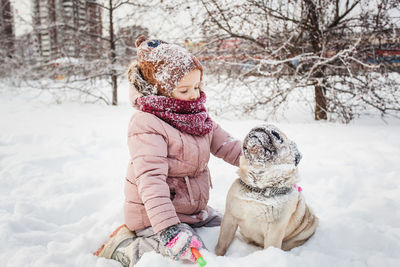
[171, 69, 201, 101]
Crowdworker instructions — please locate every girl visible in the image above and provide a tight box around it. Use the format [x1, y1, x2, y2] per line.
[95, 35, 242, 266]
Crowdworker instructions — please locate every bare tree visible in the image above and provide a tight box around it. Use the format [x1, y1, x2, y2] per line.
[198, 0, 400, 122]
[4, 0, 211, 105]
[92, 0, 162, 105]
[5, 0, 157, 105]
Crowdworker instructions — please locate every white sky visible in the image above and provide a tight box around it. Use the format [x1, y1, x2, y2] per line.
[10, 0, 198, 40]
[11, 0, 32, 36]
[11, 0, 399, 38]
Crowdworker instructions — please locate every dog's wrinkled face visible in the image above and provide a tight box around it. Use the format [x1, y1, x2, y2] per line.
[243, 126, 281, 166]
[243, 125, 301, 168]
[241, 124, 302, 188]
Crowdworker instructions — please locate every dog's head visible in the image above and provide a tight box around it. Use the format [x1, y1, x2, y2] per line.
[243, 124, 301, 166]
[240, 125, 302, 187]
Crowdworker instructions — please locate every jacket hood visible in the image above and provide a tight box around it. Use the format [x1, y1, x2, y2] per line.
[126, 61, 159, 107]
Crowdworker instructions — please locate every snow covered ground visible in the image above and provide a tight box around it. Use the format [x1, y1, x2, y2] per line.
[1, 84, 400, 267]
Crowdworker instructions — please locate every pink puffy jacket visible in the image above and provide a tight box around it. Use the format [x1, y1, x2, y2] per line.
[124, 110, 242, 233]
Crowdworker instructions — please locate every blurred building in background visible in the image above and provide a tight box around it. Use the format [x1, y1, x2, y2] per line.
[0, 0, 15, 60]
[32, 0, 103, 62]
[15, 32, 39, 65]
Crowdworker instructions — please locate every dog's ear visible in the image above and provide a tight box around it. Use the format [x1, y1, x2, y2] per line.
[290, 140, 302, 166]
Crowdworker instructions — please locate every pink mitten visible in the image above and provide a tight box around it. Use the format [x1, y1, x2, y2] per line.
[159, 224, 203, 262]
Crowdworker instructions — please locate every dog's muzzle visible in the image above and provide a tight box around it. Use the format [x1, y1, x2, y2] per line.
[243, 125, 284, 165]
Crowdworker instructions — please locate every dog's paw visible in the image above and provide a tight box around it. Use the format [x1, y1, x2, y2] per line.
[215, 245, 227, 256]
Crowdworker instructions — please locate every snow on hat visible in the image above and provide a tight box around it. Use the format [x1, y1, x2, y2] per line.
[135, 35, 203, 96]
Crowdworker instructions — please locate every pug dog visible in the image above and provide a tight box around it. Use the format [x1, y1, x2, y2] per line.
[215, 125, 318, 255]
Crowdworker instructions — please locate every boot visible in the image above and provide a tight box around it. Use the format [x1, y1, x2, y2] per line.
[94, 224, 136, 266]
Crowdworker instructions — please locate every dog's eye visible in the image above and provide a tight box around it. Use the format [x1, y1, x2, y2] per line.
[271, 130, 282, 142]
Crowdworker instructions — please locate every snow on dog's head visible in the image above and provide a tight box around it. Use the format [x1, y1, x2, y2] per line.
[243, 125, 291, 166]
[240, 124, 301, 188]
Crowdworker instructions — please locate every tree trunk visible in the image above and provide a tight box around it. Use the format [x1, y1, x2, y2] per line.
[304, 0, 328, 120]
[314, 83, 327, 120]
[109, 0, 118, 105]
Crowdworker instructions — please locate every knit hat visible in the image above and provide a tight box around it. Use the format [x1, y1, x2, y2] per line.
[135, 35, 204, 96]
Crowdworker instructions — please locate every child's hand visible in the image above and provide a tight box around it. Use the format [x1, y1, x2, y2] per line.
[159, 223, 203, 263]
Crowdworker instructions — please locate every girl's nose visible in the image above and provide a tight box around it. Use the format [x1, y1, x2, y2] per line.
[190, 89, 200, 100]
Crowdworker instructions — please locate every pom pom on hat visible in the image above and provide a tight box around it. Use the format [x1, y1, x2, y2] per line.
[134, 35, 203, 96]
[135, 35, 147, 48]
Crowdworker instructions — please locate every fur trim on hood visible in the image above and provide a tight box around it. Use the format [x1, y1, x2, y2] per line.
[126, 61, 158, 107]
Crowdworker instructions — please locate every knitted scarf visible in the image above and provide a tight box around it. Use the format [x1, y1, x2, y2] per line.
[135, 91, 213, 136]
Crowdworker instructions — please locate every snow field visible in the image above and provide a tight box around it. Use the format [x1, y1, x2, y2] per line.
[0, 87, 400, 267]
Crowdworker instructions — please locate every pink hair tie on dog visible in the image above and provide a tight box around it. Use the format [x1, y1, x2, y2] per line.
[294, 184, 302, 192]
